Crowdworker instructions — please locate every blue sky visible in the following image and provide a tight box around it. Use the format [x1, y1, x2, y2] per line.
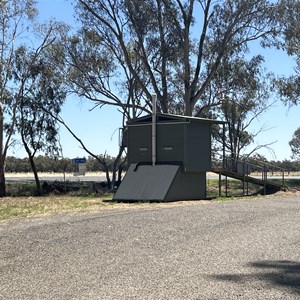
[10, 0, 300, 161]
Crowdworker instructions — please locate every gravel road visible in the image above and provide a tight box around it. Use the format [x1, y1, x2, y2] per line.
[0, 195, 300, 299]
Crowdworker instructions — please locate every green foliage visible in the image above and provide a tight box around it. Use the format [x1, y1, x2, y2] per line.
[210, 55, 272, 160]
[14, 43, 67, 157]
[247, 155, 300, 172]
[0, 0, 39, 123]
[74, 0, 279, 116]
[6, 182, 38, 197]
[278, 0, 300, 56]
[0, 0, 42, 196]
[0, 0, 69, 196]
[275, 0, 300, 106]
[9, 22, 69, 196]
[5, 155, 121, 173]
[289, 127, 300, 160]
[275, 75, 300, 106]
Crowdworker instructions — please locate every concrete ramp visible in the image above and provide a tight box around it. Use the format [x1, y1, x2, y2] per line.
[114, 163, 206, 202]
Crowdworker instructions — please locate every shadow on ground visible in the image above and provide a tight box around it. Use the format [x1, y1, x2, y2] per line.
[210, 260, 300, 295]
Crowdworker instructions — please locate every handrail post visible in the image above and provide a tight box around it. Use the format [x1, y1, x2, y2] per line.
[219, 171, 222, 197]
[222, 123, 225, 169]
[243, 158, 246, 196]
[225, 175, 228, 197]
[264, 164, 267, 195]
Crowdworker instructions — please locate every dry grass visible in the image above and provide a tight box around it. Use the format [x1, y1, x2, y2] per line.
[0, 195, 213, 223]
[2, 174, 299, 223]
[0, 195, 115, 222]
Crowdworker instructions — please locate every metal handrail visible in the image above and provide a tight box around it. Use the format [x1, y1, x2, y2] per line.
[212, 156, 286, 196]
[222, 158, 285, 180]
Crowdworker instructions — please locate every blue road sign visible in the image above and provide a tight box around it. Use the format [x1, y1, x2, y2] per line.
[73, 158, 86, 164]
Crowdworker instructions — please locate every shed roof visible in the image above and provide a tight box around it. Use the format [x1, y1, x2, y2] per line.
[127, 113, 226, 126]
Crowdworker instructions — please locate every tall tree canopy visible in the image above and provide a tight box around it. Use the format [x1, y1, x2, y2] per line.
[275, 0, 300, 105]
[0, 0, 38, 196]
[14, 41, 67, 195]
[74, 0, 279, 116]
[212, 54, 275, 162]
[0, 0, 67, 196]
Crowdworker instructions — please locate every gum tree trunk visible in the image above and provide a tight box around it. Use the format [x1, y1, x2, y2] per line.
[0, 161, 6, 197]
[0, 104, 6, 197]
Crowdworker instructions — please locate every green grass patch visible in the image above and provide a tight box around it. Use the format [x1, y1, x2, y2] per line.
[6, 182, 38, 196]
[206, 179, 261, 197]
[280, 179, 300, 188]
[207, 177, 300, 198]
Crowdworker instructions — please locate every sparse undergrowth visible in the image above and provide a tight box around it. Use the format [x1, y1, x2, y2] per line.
[0, 195, 115, 221]
[207, 178, 300, 198]
[6, 181, 109, 197]
[1, 178, 300, 222]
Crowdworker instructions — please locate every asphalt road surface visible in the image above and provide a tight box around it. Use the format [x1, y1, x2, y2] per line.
[1, 195, 300, 299]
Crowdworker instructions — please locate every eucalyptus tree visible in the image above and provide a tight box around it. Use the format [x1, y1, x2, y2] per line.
[275, 0, 300, 106]
[14, 41, 67, 195]
[75, 0, 279, 116]
[210, 55, 275, 164]
[0, 0, 67, 196]
[65, 28, 151, 120]
[60, 28, 147, 188]
[0, 0, 38, 196]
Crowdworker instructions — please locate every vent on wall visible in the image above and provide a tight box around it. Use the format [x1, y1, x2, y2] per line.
[163, 147, 173, 151]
